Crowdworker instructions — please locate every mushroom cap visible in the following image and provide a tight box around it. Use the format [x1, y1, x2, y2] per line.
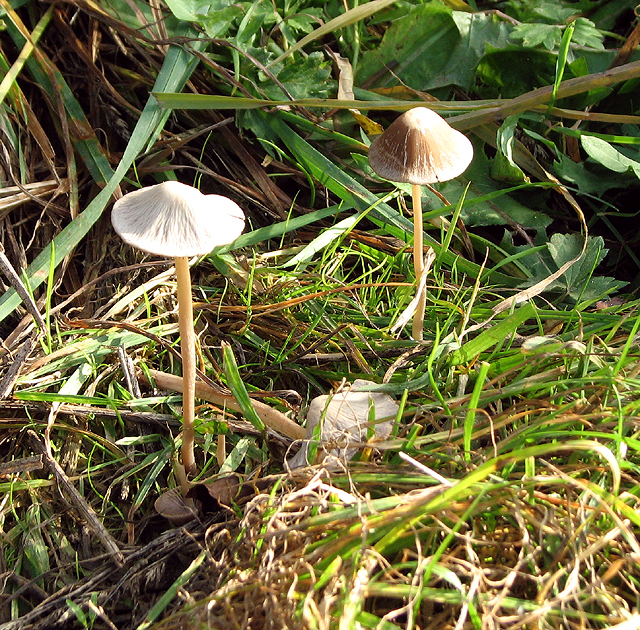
[286, 379, 398, 470]
[112, 181, 245, 257]
[368, 107, 473, 185]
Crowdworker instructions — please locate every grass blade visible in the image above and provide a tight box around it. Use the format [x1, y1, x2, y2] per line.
[267, 0, 398, 67]
[222, 342, 266, 433]
[0, 30, 205, 324]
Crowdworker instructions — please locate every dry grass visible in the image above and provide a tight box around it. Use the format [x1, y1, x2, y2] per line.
[2, 1, 640, 629]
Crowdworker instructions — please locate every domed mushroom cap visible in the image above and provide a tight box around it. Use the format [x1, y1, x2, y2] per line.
[112, 181, 245, 257]
[368, 107, 473, 186]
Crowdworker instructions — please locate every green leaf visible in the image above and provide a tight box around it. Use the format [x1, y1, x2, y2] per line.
[476, 45, 556, 98]
[504, 233, 626, 303]
[547, 20, 575, 115]
[572, 18, 604, 50]
[496, 114, 520, 168]
[235, 0, 273, 46]
[460, 146, 551, 229]
[136, 551, 207, 630]
[509, 23, 562, 50]
[553, 154, 629, 196]
[438, 11, 512, 90]
[357, 2, 460, 91]
[163, 0, 206, 21]
[490, 151, 527, 184]
[17, 324, 178, 381]
[283, 212, 362, 269]
[258, 51, 333, 100]
[199, 5, 244, 38]
[514, 0, 576, 23]
[65, 600, 88, 627]
[581, 135, 640, 178]
[22, 504, 50, 584]
[220, 437, 252, 473]
[268, 0, 397, 67]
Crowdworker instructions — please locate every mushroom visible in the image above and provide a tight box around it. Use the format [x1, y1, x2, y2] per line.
[112, 181, 245, 479]
[286, 379, 399, 470]
[368, 107, 473, 341]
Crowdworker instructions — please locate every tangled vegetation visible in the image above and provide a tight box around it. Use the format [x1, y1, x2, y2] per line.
[2, 0, 640, 628]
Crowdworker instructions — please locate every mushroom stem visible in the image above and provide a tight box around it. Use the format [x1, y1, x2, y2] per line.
[411, 183, 426, 342]
[174, 256, 197, 475]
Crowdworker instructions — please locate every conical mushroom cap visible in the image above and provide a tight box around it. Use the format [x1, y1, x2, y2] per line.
[368, 107, 473, 185]
[112, 181, 245, 257]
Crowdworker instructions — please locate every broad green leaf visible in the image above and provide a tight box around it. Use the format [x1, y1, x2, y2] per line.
[553, 154, 629, 196]
[571, 18, 604, 50]
[164, 0, 218, 21]
[512, 0, 575, 23]
[490, 151, 527, 184]
[460, 145, 551, 229]
[510, 23, 561, 50]
[476, 45, 556, 98]
[257, 50, 333, 100]
[502, 233, 626, 303]
[438, 11, 512, 90]
[199, 5, 243, 38]
[267, 0, 398, 67]
[357, 3, 459, 91]
[581, 135, 640, 178]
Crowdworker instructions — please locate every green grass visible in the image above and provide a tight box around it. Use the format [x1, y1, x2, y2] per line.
[2, 0, 640, 628]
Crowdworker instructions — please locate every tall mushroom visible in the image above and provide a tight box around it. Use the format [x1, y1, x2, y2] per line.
[368, 107, 473, 341]
[112, 181, 245, 477]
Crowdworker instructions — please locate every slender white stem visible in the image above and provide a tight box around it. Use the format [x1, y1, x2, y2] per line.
[217, 434, 226, 468]
[412, 183, 426, 341]
[174, 256, 197, 475]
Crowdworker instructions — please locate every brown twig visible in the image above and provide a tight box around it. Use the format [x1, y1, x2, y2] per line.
[27, 430, 125, 565]
[449, 60, 640, 130]
[144, 369, 306, 440]
[0, 336, 36, 399]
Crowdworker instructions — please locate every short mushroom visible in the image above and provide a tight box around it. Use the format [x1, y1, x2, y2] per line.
[112, 181, 245, 479]
[368, 107, 473, 341]
[286, 379, 399, 470]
